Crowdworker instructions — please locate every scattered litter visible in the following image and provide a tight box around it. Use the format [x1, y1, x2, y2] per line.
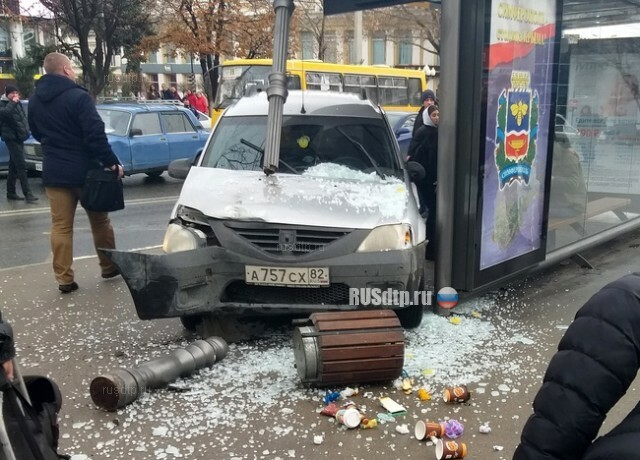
[444, 419, 464, 439]
[339, 387, 358, 399]
[377, 413, 396, 424]
[479, 422, 492, 434]
[417, 387, 432, 401]
[493, 445, 504, 451]
[152, 426, 169, 437]
[449, 316, 462, 325]
[443, 385, 471, 403]
[395, 424, 410, 435]
[313, 435, 324, 445]
[498, 384, 511, 392]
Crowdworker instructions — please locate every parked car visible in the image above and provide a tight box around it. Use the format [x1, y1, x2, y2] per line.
[23, 103, 209, 177]
[386, 111, 417, 156]
[106, 91, 429, 330]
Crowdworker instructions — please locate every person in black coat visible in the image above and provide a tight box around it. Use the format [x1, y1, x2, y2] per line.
[0, 85, 38, 202]
[28, 53, 123, 293]
[408, 104, 439, 260]
[412, 89, 436, 136]
[513, 272, 640, 460]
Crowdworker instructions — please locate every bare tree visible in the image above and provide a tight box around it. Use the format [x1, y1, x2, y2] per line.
[39, 0, 153, 97]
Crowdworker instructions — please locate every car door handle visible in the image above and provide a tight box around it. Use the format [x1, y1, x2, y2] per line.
[191, 135, 198, 139]
[160, 137, 167, 141]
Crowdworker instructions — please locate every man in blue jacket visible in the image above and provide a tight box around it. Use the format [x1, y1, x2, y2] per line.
[28, 53, 124, 293]
[513, 273, 640, 460]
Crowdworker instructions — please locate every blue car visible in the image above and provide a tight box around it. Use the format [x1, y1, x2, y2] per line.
[23, 103, 210, 177]
[386, 111, 417, 157]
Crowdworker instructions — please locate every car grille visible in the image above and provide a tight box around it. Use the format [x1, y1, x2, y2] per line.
[24, 144, 43, 159]
[222, 281, 350, 305]
[226, 223, 351, 255]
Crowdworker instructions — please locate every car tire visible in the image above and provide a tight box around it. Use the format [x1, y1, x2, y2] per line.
[180, 315, 204, 332]
[396, 265, 426, 329]
[146, 171, 164, 177]
[396, 303, 424, 329]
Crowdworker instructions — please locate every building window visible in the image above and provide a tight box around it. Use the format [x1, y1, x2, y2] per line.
[347, 31, 357, 64]
[302, 31, 314, 59]
[372, 35, 385, 65]
[165, 47, 175, 64]
[324, 31, 337, 63]
[148, 51, 157, 64]
[399, 39, 413, 66]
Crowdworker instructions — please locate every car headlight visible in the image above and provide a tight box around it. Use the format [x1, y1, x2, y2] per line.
[357, 224, 413, 252]
[162, 223, 207, 253]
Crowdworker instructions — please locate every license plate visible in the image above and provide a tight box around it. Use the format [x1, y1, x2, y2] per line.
[245, 265, 329, 287]
[34, 162, 43, 171]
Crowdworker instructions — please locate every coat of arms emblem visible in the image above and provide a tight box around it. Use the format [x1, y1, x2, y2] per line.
[495, 70, 539, 189]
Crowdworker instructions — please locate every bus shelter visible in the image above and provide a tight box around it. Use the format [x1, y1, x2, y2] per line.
[268, 0, 640, 296]
[325, 0, 640, 295]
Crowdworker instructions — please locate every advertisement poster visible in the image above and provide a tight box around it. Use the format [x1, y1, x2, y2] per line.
[479, 0, 557, 270]
[565, 45, 640, 194]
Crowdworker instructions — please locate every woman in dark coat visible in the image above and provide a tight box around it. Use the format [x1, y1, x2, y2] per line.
[407, 104, 439, 260]
[513, 272, 640, 460]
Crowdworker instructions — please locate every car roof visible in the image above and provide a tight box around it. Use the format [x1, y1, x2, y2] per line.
[96, 103, 187, 113]
[224, 90, 383, 118]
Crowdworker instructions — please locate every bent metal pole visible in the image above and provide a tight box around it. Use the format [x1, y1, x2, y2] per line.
[90, 337, 229, 411]
[262, 0, 295, 175]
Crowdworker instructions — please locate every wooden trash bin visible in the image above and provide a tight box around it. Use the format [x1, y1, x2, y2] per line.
[292, 310, 405, 386]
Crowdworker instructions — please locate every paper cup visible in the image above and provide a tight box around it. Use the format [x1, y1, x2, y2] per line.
[443, 385, 470, 403]
[435, 438, 467, 459]
[336, 408, 361, 429]
[414, 420, 445, 441]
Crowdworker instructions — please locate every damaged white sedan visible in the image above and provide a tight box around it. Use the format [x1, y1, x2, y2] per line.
[106, 91, 429, 329]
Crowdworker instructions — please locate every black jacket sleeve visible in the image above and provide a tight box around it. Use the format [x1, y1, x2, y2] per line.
[513, 273, 640, 460]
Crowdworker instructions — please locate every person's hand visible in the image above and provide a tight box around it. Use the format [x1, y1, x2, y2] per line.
[2, 360, 13, 380]
[10, 94, 19, 103]
[111, 164, 124, 179]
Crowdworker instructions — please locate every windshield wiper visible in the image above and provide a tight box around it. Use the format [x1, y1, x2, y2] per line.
[335, 127, 385, 179]
[240, 138, 299, 174]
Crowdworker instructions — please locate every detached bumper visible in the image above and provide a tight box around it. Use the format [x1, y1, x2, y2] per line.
[103, 243, 425, 320]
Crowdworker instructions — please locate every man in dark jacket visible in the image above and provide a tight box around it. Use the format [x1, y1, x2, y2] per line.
[28, 53, 123, 293]
[412, 89, 436, 136]
[0, 85, 38, 202]
[513, 273, 640, 460]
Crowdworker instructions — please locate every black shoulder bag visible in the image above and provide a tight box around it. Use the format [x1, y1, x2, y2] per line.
[80, 169, 125, 213]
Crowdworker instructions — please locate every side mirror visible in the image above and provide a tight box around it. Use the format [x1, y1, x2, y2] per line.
[168, 158, 193, 180]
[406, 161, 425, 182]
[130, 128, 143, 137]
[397, 127, 411, 136]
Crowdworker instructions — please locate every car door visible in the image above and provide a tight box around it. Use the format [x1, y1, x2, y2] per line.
[129, 112, 170, 172]
[159, 112, 205, 161]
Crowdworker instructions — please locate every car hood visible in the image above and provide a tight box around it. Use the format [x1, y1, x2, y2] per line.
[177, 165, 411, 229]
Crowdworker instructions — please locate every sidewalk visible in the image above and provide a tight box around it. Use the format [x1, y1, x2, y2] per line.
[0, 229, 639, 458]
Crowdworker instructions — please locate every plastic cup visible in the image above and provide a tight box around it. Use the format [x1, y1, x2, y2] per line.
[435, 438, 467, 459]
[443, 385, 470, 403]
[335, 407, 361, 429]
[414, 420, 445, 441]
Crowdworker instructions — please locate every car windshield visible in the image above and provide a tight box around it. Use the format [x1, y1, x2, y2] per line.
[97, 109, 131, 136]
[201, 115, 403, 179]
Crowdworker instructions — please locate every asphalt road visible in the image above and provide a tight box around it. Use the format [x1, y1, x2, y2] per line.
[1, 172, 640, 459]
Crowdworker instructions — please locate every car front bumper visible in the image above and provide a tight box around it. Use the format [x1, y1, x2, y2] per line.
[103, 243, 426, 320]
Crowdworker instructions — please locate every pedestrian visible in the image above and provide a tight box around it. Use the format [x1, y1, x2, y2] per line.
[408, 104, 439, 260]
[160, 84, 172, 100]
[182, 98, 199, 119]
[194, 91, 208, 115]
[0, 85, 38, 202]
[169, 86, 181, 101]
[513, 272, 640, 460]
[412, 89, 436, 136]
[27, 52, 124, 293]
[146, 84, 160, 100]
[184, 89, 197, 107]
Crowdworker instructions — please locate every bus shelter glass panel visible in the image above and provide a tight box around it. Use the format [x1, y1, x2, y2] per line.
[547, 1, 640, 252]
